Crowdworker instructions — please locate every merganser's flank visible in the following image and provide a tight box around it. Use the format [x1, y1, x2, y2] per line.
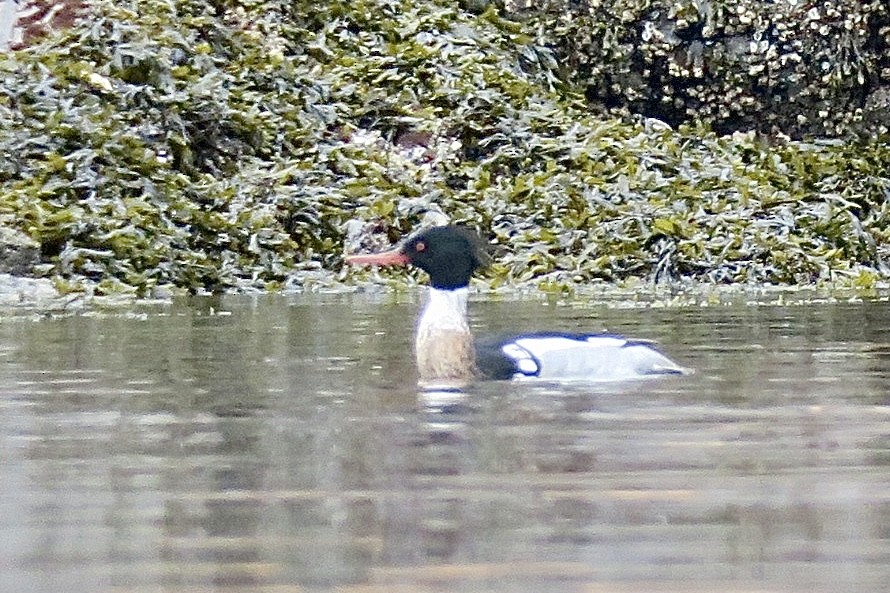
[346, 225, 688, 386]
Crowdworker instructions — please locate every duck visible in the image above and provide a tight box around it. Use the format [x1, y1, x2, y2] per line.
[346, 225, 688, 387]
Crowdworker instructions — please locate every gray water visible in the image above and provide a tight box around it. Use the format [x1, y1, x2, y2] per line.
[1, 293, 888, 593]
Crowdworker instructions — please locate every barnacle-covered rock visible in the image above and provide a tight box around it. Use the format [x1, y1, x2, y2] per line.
[520, 0, 890, 137]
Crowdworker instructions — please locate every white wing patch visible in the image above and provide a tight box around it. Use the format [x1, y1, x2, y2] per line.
[503, 335, 685, 381]
[501, 343, 539, 375]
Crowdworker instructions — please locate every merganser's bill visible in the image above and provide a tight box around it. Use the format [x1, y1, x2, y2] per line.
[346, 225, 689, 387]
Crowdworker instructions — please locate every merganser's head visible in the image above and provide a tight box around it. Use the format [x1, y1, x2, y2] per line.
[346, 225, 489, 289]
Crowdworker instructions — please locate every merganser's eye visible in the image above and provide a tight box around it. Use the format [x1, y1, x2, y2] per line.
[414, 241, 426, 252]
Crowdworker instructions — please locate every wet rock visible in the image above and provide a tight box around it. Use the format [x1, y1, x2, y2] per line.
[0, 227, 40, 275]
[0, 274, 60, 306]
[0, 0, 17, 50]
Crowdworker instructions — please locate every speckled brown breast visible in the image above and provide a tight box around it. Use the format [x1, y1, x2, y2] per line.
[415, 329, 477, 384]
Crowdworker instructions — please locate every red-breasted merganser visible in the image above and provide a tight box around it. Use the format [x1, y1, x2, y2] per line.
[346, 225, 688, 386]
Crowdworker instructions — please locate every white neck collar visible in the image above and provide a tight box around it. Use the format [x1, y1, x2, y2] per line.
[417, 287, 469, 332]
[414, 287, 476, 385]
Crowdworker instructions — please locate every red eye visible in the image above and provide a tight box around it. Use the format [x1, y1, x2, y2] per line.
[415, 241, 426, 252]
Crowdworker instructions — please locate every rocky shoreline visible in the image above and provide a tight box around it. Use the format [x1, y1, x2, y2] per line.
[1, 1, 888, 297]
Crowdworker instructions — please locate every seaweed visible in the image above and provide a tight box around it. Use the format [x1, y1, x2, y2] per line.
[0, 0, 888, 295]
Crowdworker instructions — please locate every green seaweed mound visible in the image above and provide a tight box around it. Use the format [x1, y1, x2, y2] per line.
[0, 0, 889, 295]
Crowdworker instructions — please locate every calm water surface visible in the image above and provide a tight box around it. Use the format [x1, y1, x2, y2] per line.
[1, 293, 888, 593]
